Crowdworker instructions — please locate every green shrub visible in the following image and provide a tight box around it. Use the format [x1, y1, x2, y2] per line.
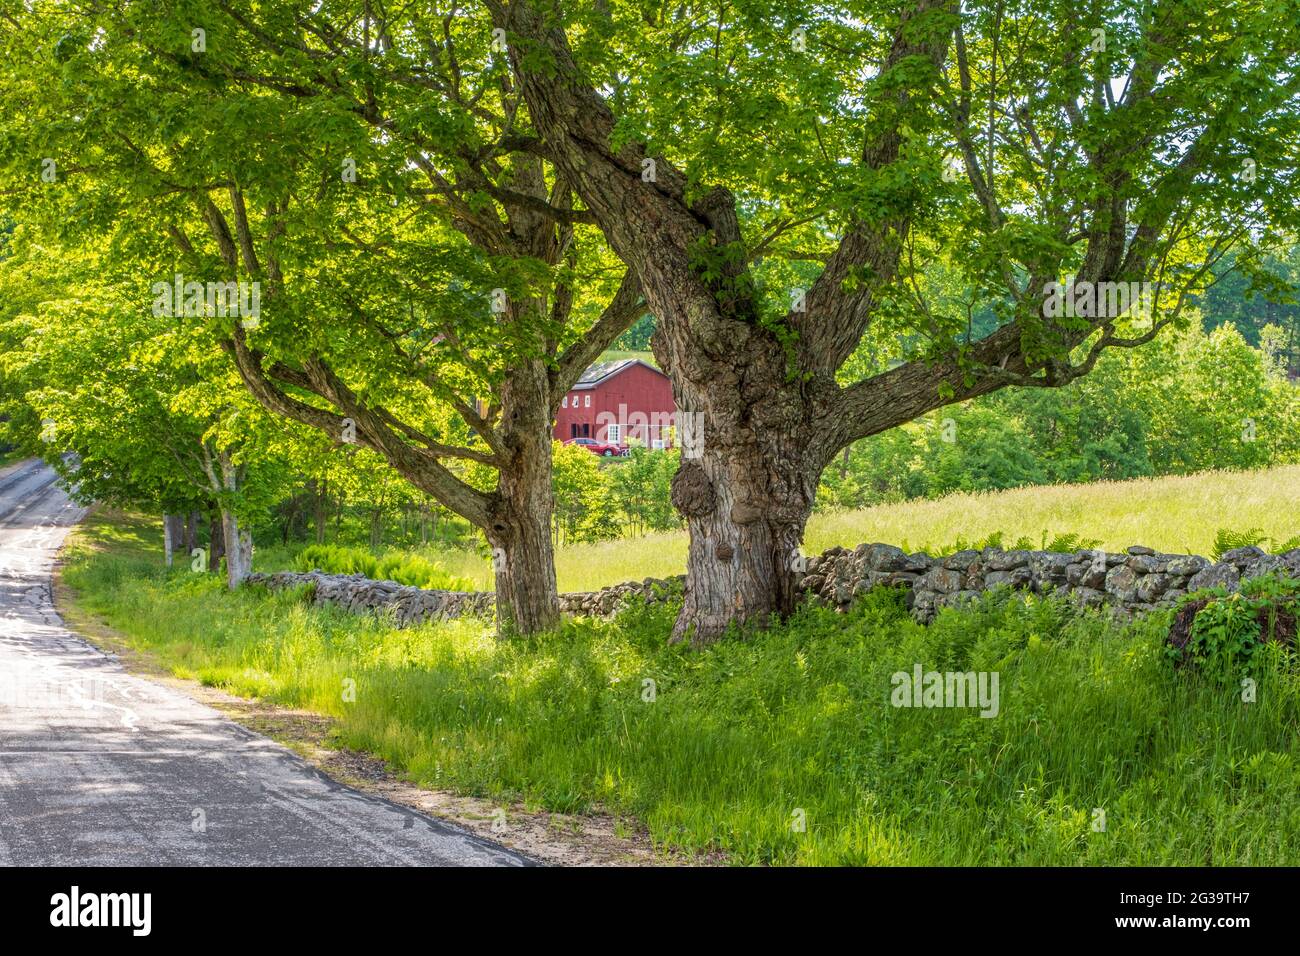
[294, 543, 474, 591]
[295, 544, 378, 577]
[373, 552, 475, 591]
[1040, 531, 1102, 553]
[1167, 576, 1299, 680]
[1276, 534, 1300, 553]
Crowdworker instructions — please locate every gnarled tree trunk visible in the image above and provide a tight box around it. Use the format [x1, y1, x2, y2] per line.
[661, 323, 823, 644]
[494, 0, 951, 644]
[486, 358, 560, 635]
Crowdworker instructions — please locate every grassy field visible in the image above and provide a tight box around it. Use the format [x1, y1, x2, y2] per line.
[597, 348, 657, 366]
[417, 464, 1300, 592]
[60, 506, 1300, 865]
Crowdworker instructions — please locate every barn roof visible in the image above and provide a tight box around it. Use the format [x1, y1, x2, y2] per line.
[573, 358, 665, 389]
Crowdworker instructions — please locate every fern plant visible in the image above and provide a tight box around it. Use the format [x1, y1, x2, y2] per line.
[1271, 534, 1300, 554]
[1211, 528, 1268, 561]
[1041, 531, 1102, 553]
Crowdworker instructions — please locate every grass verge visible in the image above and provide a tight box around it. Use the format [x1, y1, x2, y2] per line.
[60, 508, 1300, 864]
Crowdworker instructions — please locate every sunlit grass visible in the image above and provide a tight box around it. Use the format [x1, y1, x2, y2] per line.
[526, 464, 1300, 591]
[87, 464, 1300, 595]
[597, 348, 657, 366]
[61, 509, 1300, 865]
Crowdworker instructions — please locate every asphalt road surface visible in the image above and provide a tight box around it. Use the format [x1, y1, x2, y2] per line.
[0, 458, 529, 866]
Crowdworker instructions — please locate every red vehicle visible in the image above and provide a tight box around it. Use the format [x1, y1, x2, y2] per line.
[564, 437, 628, 457]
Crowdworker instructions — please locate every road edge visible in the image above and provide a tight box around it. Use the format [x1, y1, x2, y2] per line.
[51, 506, 697, 867]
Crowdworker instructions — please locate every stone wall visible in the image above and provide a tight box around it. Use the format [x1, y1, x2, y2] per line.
[801, 543, 1300, 621]
[245, 570, 683, 625]
[246, 570, 496, 626]
[247, 543, 1300, 628]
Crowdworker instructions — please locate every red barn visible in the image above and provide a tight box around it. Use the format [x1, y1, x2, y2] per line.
[554, 359, 678, 449]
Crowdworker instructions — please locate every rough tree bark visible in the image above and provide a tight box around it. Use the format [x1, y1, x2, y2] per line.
[492, 0, 1232, 644]
[486, 358, 560, 634]
[493, 0, 955, 642]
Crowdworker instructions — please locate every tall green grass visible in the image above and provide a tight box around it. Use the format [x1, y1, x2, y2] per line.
[401, 464, 1300, 592]
[63, 511, 1300, 865]
[292, 543, 475, 591]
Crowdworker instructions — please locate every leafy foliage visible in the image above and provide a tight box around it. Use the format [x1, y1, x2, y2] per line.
[1167, 577, 1299, 682]
[1210, 528, 1300, 561]
[294, 543, 473, 592]
[1211, 528, 1269, 561]
[821, 321, 1300, 511]
[904, 529, 1100, 557]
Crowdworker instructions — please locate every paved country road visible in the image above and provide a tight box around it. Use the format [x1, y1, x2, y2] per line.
[0, 459, 530, 866]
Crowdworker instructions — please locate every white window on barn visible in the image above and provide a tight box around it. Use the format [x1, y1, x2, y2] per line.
[585, 394, 591, 407]
[562, 395, 568, 408]
[607, 424, 621, 443]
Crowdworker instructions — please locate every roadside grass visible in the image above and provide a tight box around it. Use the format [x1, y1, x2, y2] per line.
[62, 509, 1300, 865]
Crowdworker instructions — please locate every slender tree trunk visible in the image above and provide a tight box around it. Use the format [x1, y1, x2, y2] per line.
[220, 509, 253, 589]
[183, 511, 200, 554]
[163, 514, 184, 568]
[311, 479, 328, 544]
[207, 510, 225, 572]
[216, 450, 252, 589]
